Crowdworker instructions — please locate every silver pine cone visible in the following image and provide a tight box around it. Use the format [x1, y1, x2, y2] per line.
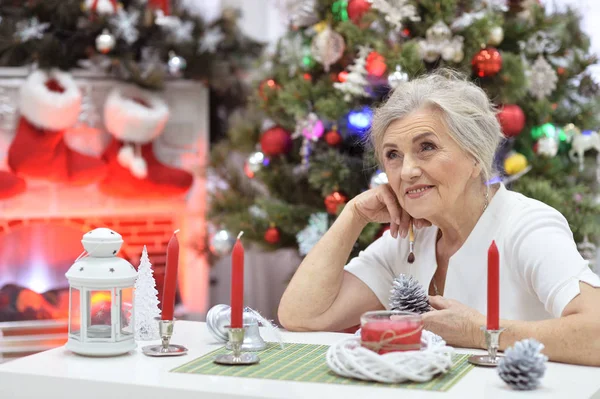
[389, 274, 430, 314]
[497, 339, 548, 390]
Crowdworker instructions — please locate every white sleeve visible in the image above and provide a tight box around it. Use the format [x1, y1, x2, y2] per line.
[508, 204, 600, 318]
[344, 231, 399, 309]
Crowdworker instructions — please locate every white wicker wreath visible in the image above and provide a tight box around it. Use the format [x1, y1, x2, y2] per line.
[326, 330, 454, 383]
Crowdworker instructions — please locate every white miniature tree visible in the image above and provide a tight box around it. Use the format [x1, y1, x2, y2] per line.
[134, 246, 161, 340]
[333, 46, 371, 101]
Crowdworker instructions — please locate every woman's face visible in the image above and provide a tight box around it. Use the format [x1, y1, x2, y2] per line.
[381, 108, 480, 220]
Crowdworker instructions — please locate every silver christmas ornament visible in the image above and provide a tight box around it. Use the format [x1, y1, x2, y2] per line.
[369, 170, 389, 189]
[389, 274, 431, 314]
[96, 30, 116, 54]
[527, 55, 558, 100]
[167, 51, 187, 77]
[209, 229, 236, 257]
[310, 26, 345, 72]
[488, 26, 504, 46]
[278, 0, 319, 28]
[497, 339, 547, 390]
[536, 136, 559, 158]
[387, 65, 409, 89]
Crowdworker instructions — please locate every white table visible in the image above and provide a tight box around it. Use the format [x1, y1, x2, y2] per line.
[0, 321, 598, 399]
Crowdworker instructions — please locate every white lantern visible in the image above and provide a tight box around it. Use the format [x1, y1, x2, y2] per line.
[65, 228, 138, 356]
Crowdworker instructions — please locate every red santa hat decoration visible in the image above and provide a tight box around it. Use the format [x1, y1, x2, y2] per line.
[103, 86, 169, 179]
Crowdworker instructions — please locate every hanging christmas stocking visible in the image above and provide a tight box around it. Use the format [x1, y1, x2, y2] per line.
[99, 86, 193, 198]
[0, 170, 26, 199]
[7, 70, 107, 185]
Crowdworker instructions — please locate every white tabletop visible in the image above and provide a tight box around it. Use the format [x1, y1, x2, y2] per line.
[0, 321, 598, 399]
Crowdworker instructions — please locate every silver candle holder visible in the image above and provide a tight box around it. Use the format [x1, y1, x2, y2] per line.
[468, 327, 505, 367]
[214, 326, 260, 365]
[142, 318, 188, 357]
[206, 304, 267, 351]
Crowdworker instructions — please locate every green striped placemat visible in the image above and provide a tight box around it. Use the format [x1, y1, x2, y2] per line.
[171, 343, 474, 392]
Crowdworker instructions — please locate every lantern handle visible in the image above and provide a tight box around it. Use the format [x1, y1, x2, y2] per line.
[74, 241, 102, 263]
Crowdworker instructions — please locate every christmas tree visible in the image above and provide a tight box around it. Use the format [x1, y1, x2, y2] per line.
[209, 0, 600, 260]
[134, 245, 161, 341]
[0, 0, 263, 107]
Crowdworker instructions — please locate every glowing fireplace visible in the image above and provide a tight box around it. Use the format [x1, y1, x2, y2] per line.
[0, 214, 181, 323]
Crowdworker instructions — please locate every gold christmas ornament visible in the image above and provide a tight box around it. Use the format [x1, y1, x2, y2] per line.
[504, 153, 528, 175]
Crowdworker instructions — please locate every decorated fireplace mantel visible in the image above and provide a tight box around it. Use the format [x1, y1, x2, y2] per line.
[0, 67, 210, 337]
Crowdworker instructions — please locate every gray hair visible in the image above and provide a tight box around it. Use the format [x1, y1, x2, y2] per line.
[368, 69, 504, 185]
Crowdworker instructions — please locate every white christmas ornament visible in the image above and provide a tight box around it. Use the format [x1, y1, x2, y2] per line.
[311, 26, 345, 72]
[279, 34, 306, 76]
[334, 46, 371, 101]
[167, 51, 187, 77]
[369, 0, 420, 31]
[536, 136, 558, 157]
[488, 26, 504, 46]
[96, 29, 116, 54]
[388, 65, 409, 89]
[568, 130, 600, 172]
[15, 17, 49, 42]
[527, 55, 558, 100]
[418, 21, 464, 63]
[297, 213, 328, 256]
[110, 8, 140, 45]
[199, 27, 224, 53]
[134, 246, 161, 341]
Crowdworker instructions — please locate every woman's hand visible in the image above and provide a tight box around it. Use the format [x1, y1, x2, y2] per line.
[347, 184, 431, 238]
[422, 296, 486, 349]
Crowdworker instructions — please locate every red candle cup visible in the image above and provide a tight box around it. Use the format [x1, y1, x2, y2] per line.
[360, 311, 423, 354]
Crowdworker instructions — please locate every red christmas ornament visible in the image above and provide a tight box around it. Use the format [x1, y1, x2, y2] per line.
[303, 73, 312, 81]
[366, 51, 387, 77]
[497, 104, 525, 138]
[259, 79, 280, 101]
[557, 67, 566, 76]
[324, 191, 348, 215]
[338, 71, 349, 82]
[264, 225, 280, 244]
[472, 48, 502, 78]
[347, 0, 371, 24]
[260, 126, 292, 156]
[324, 129, 343, 146]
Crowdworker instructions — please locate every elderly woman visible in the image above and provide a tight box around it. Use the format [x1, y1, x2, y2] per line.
[278, 71, 600, 366]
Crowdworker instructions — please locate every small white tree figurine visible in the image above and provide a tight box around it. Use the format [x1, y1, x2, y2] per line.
[333, 46, 371, 101]
[134, 246, 161, 340]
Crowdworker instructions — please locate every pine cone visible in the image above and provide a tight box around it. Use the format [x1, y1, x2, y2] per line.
[388, 274, 430, 314]
[497, 339, 548, 390]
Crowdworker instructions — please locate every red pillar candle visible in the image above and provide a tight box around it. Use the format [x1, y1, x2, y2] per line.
[487, 240, 500, 330]
[230, 232, 245, 329]
[360, 312, 423, 354]
[161, 230, 180, 320]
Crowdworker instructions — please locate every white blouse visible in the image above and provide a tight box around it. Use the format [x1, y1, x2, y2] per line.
[345, 183, 600, 320]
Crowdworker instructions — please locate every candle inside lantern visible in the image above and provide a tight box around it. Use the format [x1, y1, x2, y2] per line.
[360, 311, 422, 354]
[487, 240, 500, 330]
[161, 229, 180, 321]
[230, 232, 244, 329]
